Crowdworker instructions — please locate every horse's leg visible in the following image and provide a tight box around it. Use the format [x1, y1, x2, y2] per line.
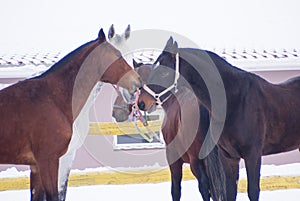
[169, 159, 183, 201]
[190, 159, 210, 201]
[30, 165, 46, 201]
[58, 150, 76, 201]
[37, 157, 60, 201]
[244, 151, 262, 201]
[56, 113, 90, 200]
[219, 149, 240, 201]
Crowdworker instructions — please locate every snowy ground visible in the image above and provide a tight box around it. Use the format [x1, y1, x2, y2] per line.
[0, 181, 300, 201]
[0, 163, 300, 201]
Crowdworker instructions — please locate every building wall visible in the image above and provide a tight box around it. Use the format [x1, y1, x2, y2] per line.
[72, 69, 300, 170]
[0, 69, 300, 171]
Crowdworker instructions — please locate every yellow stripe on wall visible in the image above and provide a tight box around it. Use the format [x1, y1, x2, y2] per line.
[88, 121, 163, 135]
[0, 167, 299, 192]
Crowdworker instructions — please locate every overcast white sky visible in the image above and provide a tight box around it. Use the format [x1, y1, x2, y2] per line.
[1, 0, 300, 53]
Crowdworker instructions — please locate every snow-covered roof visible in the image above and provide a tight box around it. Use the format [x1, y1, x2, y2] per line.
[1, 48, 299, 79]
[0, 52, 63, 79]
[0, 52, 62, 67]
[1, 0, 300, 79]
[217, 48, 300, 71]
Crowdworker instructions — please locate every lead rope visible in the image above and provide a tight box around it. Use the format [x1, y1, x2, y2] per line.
[130, 89, 161, 143]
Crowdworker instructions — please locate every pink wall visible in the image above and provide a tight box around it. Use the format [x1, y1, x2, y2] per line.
[0, 70, 299, 171]
[71, 70, 300, 170]
[254, 70, 300, 83]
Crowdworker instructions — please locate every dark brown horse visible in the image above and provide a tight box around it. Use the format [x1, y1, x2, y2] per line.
[0, 28, 142, 201]
[113, 61, 225, 201]
[138, 37, 300, 201]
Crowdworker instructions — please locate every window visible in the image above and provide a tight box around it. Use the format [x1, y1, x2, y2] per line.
[113, 107, 165, 150]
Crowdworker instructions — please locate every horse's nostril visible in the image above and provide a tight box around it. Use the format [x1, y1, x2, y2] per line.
[138, 101, 145, 111]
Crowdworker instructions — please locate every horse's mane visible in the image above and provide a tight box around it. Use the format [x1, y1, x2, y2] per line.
[179, 48, 270, 85]
[33, 39, 98, 79]
[180, 48, 245, 73]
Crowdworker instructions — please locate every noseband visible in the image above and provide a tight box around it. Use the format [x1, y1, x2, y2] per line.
[113, 104, 130, 112]
[142, 53, 180, 105]
[113, 83, 161, 143]
[112, 85, 130, 113]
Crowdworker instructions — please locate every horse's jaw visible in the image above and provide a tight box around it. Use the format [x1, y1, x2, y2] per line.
[119, 87, 136, 104]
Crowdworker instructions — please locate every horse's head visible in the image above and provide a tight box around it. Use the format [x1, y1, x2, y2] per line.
[138, 37, 180, 113]
[108, 24, 132, 65]
[96, 28, 142, 100]
[112, 60, 153, 122]
[112, 93, 132, 122]
[108, 24, 131, 45]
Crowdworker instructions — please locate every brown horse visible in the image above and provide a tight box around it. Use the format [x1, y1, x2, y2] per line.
[108, 24, 134, 122]
[113, 61, 225, 201]
[138, 37, 300, 201]
[112, 93, 132, 122]
[112, 60, 151, 122]
[0, 28, 142, 201]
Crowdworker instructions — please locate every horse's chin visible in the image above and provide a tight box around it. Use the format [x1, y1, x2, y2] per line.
[114, 116, 129, 122]
[147, 103, 157, 113]
[119, 87, 135, 103]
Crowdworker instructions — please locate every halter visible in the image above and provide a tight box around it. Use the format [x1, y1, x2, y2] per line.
[113, 84, 161, 143]
[142, 53, 180, 106]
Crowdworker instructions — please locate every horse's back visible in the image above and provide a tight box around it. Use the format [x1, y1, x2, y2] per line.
[259, 75, 300, 155]
[0, 79, 48, 121]
[280, 76, 300, 88]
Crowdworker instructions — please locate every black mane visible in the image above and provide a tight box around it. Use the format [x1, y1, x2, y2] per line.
[180, 48, 246, 73]
[179, 48, 270, 87]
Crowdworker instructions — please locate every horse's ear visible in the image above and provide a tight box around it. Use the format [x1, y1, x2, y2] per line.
[163, 37, 174, 53]
[124, 24, 131, 40]
[108, 24, 115, 40]
[133, 59, 138, 68]
[98, 28, 107, 43]
[171, 41, 179, 55]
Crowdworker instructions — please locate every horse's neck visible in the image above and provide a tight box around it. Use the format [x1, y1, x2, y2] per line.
[73, 82, 103, 131]
[162, 88, 189, 113]
[183, 49, 251, 111]
[43, 40, 103, 120]
[110, 36, 132, 64]
[80, 82, 103, 113]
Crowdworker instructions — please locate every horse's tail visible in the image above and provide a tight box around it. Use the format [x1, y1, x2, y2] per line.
[200, 105, 226, 201]
[206, 145, 226, 201]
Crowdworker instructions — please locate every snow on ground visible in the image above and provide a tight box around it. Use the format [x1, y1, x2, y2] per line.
[0, 163, 300, 200]
[239, 163, 300, 179]
[0, 180, 300, 201]
[1, 163, 300, 179]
